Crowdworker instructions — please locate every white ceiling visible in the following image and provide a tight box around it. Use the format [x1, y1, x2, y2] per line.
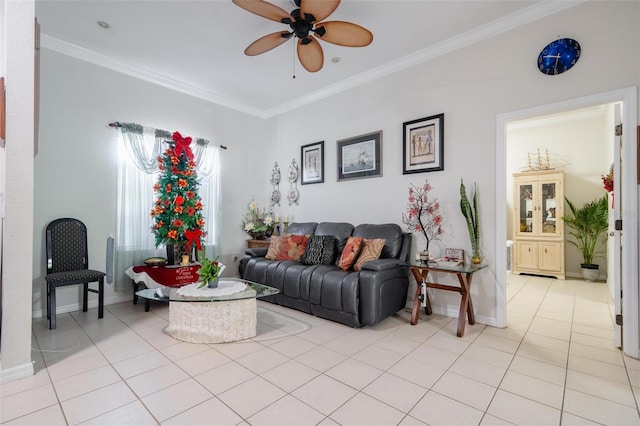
[35, 0, 581, 118]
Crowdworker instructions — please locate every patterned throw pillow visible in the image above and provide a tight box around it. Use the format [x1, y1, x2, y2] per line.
[300, 235, 337, 265]
[265, 236, 283, 260]
[275, 235, 309, 261]
[353, 238, 386, 271]
[337, 236, 364, 271]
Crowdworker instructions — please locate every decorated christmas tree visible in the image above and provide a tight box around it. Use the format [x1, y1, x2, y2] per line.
[150, 131, 205, 262]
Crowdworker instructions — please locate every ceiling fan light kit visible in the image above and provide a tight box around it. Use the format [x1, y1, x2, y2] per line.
[233, 0, 373, 72]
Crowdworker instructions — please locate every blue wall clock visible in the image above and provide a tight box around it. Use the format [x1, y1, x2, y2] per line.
[537, 38, 581, 75]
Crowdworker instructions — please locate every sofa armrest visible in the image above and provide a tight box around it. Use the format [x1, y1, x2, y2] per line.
[360, 258, 402, 272]
[245, 247, 268, 257]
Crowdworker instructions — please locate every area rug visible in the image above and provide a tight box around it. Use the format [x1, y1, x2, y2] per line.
[253, 303, 312, 342]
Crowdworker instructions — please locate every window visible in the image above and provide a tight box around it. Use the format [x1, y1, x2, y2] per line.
[114, 126, 220, 291]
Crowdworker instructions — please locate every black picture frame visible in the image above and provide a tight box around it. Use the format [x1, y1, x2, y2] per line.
[301, 141, 324, 185]
[337, 130, 382, 181]
[402, 113, 444, 174]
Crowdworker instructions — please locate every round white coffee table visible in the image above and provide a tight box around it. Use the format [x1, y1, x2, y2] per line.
[135, 278, 279, 343]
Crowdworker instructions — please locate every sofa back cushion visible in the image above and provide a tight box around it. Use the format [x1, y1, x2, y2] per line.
[300, 235, 338, 265]
[287, 222, 318, 236]
[314, 222, 354, 252]
[353, 224, 404, 259]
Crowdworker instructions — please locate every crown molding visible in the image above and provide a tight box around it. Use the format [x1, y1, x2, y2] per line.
[264, 1, 585, 118]
[41, 1, 583, 119]
[40, 35, 268, 118]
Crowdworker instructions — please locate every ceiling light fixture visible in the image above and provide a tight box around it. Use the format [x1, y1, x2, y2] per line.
[97, 20, 110, 29]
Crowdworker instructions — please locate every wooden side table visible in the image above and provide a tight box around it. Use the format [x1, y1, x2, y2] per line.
[406, 262, 487, 337]
[247, 239, 271, 249]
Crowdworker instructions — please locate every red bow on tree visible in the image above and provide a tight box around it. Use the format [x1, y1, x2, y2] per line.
[172, 131, 194, 161]
[185, 229, 203, 252]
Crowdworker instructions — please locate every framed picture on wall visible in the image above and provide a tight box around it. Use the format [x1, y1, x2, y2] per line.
[402, 113, 444, 174]
[301, 141, 324, 185]
[337, 130, 382, 181]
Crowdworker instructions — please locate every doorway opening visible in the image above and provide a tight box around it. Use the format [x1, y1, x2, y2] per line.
[496, 87, 638, 359]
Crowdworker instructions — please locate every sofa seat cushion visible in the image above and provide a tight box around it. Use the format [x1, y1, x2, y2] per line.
[300, 235, 337, 265]
[308, 268, 359, 315]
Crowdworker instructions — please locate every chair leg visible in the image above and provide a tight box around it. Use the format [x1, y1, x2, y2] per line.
[83, 283, 89, 312]
[98, 277, 104, 319]
[46, 283, 51, 320]
[49, 286, 57, 329]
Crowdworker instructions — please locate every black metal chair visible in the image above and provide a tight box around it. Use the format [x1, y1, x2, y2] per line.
[45, 218, 105, 329]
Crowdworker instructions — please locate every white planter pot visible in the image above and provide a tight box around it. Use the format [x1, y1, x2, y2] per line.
[580, 264, 600, 282]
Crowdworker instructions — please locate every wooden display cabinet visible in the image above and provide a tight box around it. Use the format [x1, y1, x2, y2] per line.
[512, 170, 565, 279]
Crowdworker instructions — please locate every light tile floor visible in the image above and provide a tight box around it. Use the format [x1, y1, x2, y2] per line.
[2, 275, 640, 425]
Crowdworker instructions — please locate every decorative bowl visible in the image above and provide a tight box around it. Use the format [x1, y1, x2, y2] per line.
[143, 257, 167, 267]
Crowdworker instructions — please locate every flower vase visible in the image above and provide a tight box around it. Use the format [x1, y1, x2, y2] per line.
[207, 277, 219, 289]
[471, 250, 483, 265]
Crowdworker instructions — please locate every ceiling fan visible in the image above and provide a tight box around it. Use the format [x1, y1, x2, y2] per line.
[232, 0, 373, 72]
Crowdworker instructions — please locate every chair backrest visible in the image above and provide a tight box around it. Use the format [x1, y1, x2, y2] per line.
[46, 218, 89, 274]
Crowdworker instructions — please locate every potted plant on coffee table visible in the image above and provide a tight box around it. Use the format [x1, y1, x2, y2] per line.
[197, 257, 225, 288]
[561, 194, 609, 281]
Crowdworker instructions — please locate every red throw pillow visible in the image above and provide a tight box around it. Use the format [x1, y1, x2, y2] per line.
[337, 236, 364, 270]
[275, 235, 309, 261]
[353, 238, 385, 271]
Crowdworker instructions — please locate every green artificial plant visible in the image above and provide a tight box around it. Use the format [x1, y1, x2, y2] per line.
[561, 194, 609, 266]
[460, 179, 481, 263]
[197, 256, 223, 288]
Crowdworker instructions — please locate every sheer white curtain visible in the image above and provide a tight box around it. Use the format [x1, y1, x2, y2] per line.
[114, 124, 221, 291]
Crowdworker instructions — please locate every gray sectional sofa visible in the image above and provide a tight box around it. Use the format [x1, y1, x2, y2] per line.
[239, 222, 412, 328]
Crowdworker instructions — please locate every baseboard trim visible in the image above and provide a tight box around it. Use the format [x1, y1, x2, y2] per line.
[32, 294, 132, 319]
[0, 361, 35, 384]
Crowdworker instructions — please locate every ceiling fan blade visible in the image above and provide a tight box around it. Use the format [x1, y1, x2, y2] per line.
[315, 21, 373, 47]
[300, 0, 340, 23]
[245, 31, 292, 56]
[232, 0, 292, 23]
[297, 36, 324, 72]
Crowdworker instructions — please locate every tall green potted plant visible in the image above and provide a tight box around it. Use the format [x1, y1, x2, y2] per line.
[561, 194, 609, 281]
[460, 180, 481, 264]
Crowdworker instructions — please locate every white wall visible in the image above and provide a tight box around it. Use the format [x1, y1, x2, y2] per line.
[33, 49, 275, 316]
[506, 105, 613, 278]
[29, 0, 640, 327]
[1, 0, 36, 382]
[264, 1, 640, 324]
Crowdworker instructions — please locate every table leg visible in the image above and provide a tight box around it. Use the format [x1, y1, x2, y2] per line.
[133, 281, 139, 304]
[410, 282, 421, 325]
[464, 273, 476, 324]
[410, 268, 433, 325]
[455, 272, 476, 337]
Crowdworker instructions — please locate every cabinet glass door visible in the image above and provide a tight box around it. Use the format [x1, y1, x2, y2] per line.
[518, 184, 534, 234]
[541, 182, 557, 235]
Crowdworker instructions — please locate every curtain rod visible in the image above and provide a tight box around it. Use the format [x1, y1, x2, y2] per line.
[108, 121, 228, 150]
